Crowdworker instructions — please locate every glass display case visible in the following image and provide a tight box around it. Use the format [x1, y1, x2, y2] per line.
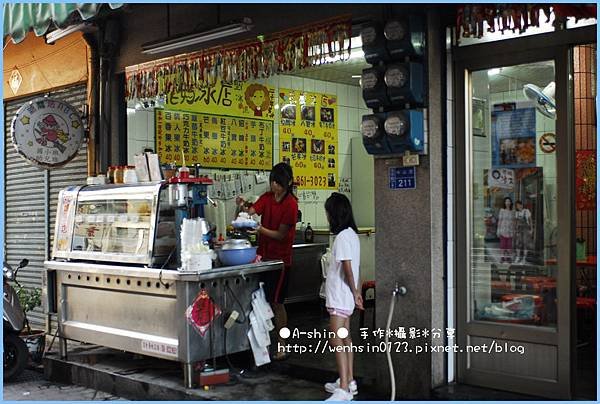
[52, 183, 176, 266]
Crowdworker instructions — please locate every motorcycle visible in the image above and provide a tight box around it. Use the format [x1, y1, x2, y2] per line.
[3, 258, 29, 380]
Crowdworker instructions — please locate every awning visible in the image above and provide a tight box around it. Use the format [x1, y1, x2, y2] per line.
[4, 3, 123, 44]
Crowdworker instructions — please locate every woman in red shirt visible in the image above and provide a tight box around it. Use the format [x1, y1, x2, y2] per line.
[237, 163, 298, 360]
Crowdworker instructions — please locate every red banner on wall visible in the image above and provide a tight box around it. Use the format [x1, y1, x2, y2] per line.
[576, 150, 596, 210]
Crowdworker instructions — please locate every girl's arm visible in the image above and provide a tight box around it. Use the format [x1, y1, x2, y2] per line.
[341, 260, 364, 310]
[236, 196, 258, 216]
[257, 223, 289, 241]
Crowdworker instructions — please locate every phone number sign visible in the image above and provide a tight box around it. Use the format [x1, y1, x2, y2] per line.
[389, 167, 416, 190]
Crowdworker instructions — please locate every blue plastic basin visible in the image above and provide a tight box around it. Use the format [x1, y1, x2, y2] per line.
[217, 247, 257, 266]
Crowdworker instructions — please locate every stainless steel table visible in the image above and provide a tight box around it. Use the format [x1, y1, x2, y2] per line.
[45, 259, 283, 387]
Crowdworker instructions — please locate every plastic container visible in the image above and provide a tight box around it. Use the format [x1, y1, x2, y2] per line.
[178, 165, 190, 179]
[163, 164, 176, 180]
[114, 166, 124, 184]
[124, 166, 138, 184]
[217, 247, 257, 266]
[181, 252, 213, 271]
[304, 223, 314, 243]
[107, 166, 115, 184]
[96, 174, 107, 184]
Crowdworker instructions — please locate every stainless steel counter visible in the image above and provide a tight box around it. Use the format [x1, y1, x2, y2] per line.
[286, 243, 328, 304]
[45, 259, 282, 387]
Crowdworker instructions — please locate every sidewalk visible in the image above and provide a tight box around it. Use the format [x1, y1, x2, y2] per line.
[3, 368, 125, 401]
[43, 343, 361, 401]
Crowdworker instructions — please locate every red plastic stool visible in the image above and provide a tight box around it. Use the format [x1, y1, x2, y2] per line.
[359, 281, 376, 331]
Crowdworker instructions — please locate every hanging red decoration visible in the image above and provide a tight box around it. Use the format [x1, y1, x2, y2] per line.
[456, 4, 596, 40]
[125, 16, 352, 101]
[185, 289, 222, 337]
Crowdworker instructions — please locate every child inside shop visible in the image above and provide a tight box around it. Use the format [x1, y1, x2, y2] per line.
[237, 162, 298, 361]
[514, 200, 533, 263]
[497, 196, 515, 263]
[323, 193, 363, 401]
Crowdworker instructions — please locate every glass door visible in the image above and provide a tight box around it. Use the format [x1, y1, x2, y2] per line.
[470, 61, 557, 327]
[455, 45, 574, 399]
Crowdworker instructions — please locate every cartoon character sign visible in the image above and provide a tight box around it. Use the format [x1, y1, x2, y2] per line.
[11, 97, 84, 169]
[36, 114, 69, 152]
[244, 84, 271, 117]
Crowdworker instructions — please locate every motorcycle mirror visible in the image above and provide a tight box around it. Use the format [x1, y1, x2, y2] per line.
[18, 258, 29, 269]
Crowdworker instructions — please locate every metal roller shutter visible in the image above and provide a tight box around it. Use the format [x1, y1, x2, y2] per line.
[4, 83, 88, 332]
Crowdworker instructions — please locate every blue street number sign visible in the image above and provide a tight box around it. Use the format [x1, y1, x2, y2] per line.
[389, 166, 416, 190]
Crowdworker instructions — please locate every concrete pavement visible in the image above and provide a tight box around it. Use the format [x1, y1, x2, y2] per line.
[3, 368, 126, 401]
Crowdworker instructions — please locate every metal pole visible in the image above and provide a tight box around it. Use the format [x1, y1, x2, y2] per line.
[183, 363, 194, 388]
[44, 169, 51, 334]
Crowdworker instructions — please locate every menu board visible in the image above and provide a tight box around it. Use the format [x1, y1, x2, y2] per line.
[156, 109, 273, 170]
[166, 80, 276, 120]
[279, 89, 338, 190]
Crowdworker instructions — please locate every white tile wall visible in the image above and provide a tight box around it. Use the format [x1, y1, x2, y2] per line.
[446, 100, 454, 148]
[303, 78, 315, 92]
[348, 86, 359, 109]
[338, 129, 352, 156]
[446, 197, 454, 243]
[126, 74, 366, 230]
[446, 147, 454, 195]
[278, 76, 292, 91]
[336, 83, 349, 106]
[338, 107, 348, 131]
[291, 77, 304, 91]
[445, 45, 456, 384]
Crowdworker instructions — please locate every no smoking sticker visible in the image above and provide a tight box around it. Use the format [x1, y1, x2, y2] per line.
[539, 133, 556, 153]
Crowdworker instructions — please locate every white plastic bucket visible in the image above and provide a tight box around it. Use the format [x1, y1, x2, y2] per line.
[181, 252, 213, 271]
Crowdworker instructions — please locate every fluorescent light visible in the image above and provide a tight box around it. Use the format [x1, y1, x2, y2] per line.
[45, 22, 96, 44]
[487, 68, 501, 76]
[351, 75, 361, 79]
[141, 19, 253, 55]
[311, 36, 363, 65]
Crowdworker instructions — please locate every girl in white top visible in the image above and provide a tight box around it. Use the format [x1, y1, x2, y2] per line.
[323, 193, 363, 401]
[496, 196, 515, 263]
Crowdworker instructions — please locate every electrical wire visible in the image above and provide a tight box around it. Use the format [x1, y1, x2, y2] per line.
[158, 247, 176, 288]
[222, 281, 255, 380]
[225, 282, 247, 323]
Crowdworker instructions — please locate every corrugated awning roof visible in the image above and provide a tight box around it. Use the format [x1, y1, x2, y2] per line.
[4, 3, 122, 44]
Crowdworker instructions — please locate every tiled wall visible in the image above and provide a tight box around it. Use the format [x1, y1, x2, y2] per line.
[444, 29, 455, 383]
[126, 75, 372, 230]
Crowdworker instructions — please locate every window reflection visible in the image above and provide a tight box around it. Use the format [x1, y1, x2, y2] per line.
[469, 61, 557, 327]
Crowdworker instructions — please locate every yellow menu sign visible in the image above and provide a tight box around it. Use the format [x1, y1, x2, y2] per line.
[279, 88, 338, 190]
[166, 80, 276, 120]
[156, 109, 273, 170]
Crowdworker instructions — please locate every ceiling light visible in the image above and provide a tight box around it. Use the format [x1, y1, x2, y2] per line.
[45, 22, 97, 44]
[142, 18, 253, 54]
[487, 68, 501, 76]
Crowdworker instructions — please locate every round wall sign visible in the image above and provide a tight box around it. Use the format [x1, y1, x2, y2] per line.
[539, 132, 556, 154]
[11, 97, 85, 169]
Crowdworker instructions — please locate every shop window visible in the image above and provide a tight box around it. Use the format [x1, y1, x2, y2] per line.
[468, 61, 558, 328]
